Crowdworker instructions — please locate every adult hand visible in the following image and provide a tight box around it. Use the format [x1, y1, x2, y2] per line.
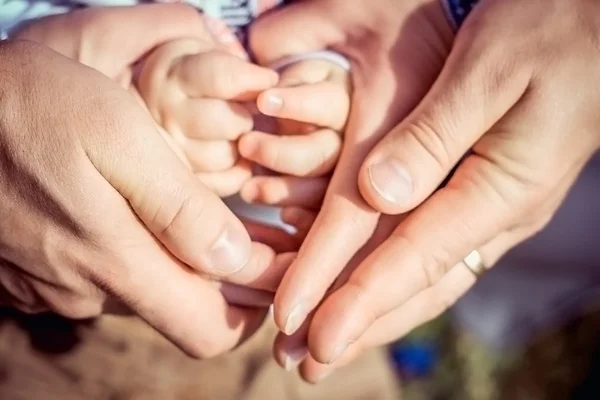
[250, 0, 453, 379]
[253, 0, 600, 382]
[0, 36, 292, 358]
[12, 4, 294, 288]
[12, 3, 208, 85]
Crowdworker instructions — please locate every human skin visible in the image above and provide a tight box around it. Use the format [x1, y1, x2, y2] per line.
[0, 4, 291, 359]
[250, 0, 600, 382]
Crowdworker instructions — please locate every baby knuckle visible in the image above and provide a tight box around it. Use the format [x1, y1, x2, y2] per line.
[261, 143, 283, 171]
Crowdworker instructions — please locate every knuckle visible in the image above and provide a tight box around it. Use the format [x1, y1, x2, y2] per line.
[394, 234, 451, 289]
[404, 118, 452, 173]
[151, 188, 208, 244]
[218, 103, 253, 140]
[305, 131, 341, 177]
[205, 52, 236, 95]
[389, 232, 448, 289]
[466, 155, 540, 228]
[260, 142, 283, 172]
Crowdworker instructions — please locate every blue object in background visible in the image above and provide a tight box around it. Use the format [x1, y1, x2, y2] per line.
[390, 340, 438, 378]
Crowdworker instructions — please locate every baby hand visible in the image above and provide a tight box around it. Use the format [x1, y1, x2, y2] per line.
[238, 56, 351, 207]
[136, 35, 279, 197]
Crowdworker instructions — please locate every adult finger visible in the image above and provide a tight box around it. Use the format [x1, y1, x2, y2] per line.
[238, 130, 341, 177]
[219, 282, 274, 308]
[258, 81, 350, 131]
[271, 68, 416, 336]
[273, 317, 312, 371]
[86, 179, 268, 358]
[274, 213, 400, 372]
[300, 262, 474, 382]
[358, 34, 532, 214]
[305, 145, 550, 364]
[270, 0, 454, 336]
[174, 50, 279, 100]
[241, 176, 328, 209]
[209, 242, 294, 292]
[301, 227, 537, 380]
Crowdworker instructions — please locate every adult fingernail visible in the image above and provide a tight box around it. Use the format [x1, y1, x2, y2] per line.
[260, 92, 283, 115]
[284, 302, 307, 335]
[327, 342, 348, 364]
[208, 226, 250, 275]
[283, 346, 308, 371]
[367, 159, 413, 205]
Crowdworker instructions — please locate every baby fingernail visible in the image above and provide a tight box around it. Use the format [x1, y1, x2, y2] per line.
[283, 346, 308, 371]
[261, 92, 283, 115]
[208, 226, 250, 275]
[368, 159, 413, 206]
[284, 302, 307, 335]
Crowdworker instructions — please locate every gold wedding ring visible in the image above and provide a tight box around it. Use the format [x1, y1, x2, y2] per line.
[462, 250, 487, 278]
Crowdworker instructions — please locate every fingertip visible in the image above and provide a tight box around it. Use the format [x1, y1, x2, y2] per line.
[358, 156, 415, 215]
[237, 133, 260, 158]
[257, 90, 284, 116]
[237, 62, 279, 91]
[207, 219, 254, 276]
[240, 180, 260, 203]
[272, 295, 292, 334]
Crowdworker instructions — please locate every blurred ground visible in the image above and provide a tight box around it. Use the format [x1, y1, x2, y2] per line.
[0, 310, 399, 400]
[393, 307, 600, 400]
[0, 306, 599, 399]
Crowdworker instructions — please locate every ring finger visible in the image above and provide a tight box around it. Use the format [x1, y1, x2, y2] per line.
[300, 227, 533, 383]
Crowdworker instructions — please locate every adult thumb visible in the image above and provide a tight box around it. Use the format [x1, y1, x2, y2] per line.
[358, 33, 532, 215]
[83, 81, 252, 278]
